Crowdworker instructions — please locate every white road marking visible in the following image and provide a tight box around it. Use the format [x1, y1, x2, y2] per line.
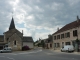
[18, 49, 42, 54]
[7, 57, 15, 60]
[0, 56, 5, 57]
[11, 53, 17, 55]
[1, 53, 17, 55]
[0, 56, 15, 60]
[0, 50, 42, 55]
[45, 52, 53, 55]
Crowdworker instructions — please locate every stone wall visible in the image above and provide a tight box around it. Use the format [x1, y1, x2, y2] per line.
[8, 33, 22, 51]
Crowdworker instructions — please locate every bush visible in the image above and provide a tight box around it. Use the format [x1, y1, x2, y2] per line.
[22, 46, 30, 51]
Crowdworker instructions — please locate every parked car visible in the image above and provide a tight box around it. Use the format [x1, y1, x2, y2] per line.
[61, 45, 74, 52]
[22, 45, 30, 51]
[0, 47, 12, 53]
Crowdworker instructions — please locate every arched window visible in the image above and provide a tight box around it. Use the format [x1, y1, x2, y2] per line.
[14, 40, 16, 45]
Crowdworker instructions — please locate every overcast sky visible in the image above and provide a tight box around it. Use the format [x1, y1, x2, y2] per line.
[0, 0, 80, 41]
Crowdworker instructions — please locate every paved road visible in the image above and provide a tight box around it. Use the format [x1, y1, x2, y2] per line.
[0, 48, 80, 60]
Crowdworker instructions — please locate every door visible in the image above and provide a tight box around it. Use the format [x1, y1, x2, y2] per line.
[62, 42, 64, 48]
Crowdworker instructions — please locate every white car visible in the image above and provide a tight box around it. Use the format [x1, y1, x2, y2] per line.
[61, 45, 74, 52]
[0, 47, 12, 53]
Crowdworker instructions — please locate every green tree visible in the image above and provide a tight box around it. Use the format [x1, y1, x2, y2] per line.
[41, 40, 45, 48]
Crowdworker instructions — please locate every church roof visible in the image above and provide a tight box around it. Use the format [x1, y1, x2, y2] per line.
[0, 35, 4, 42]
[23, 36, 33, 42]
[9, 17, 15, 30]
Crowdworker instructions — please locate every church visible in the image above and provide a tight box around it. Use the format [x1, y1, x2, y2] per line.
[0, 17, 34, 51]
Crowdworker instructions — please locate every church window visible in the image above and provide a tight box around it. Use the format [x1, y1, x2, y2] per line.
[14, 40, 16, 45]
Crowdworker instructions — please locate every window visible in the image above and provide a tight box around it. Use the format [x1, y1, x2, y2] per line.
[57, 35, 60, 39]
[65, 42, 70, 45]
[73, 30, 77, 36]
[65, 32, 70, 38]
[14, 40, 16, 45]
[62, 42, 64, 47]
[54, 43, 56, 47]
[67, 32, 70, 37]
[7, 38, 9, 40]
[50, 44, 52, 48]
[54, 36, 56, 40]
[61, 34, 64, 39]
[57, 43, 60, 47]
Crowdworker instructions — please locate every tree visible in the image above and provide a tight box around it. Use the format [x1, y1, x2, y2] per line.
[41, 40, 45, 48]
[34, 40, 38, 46]
[75, 38, 79, 52]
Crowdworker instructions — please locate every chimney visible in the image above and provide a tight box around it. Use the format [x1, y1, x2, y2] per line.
[77, 15, 79, 22]
[77, 15, 79, 20]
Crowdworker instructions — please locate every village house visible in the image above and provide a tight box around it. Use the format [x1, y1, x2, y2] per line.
[44, 35, 53, 49]
[0, 17, 34, 51]
[52, 16, 80, 51]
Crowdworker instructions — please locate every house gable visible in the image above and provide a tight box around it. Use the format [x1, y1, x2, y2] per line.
[8, 33, 22, 50]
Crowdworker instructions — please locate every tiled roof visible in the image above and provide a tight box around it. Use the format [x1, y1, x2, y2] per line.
[23, 36, 33, 42]
[0, 35, 4, 42]
[53, 19, 80, 35]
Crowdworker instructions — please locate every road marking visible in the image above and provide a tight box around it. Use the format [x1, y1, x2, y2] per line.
[0, 56, 5, 57]
[1, 53, 17, 55]
[45, 52, 53, 55]
[7, 57, 15, 60]
[18, 49, 42, 54]
[0, 56, 15, 60]
[0, 49, 42, 55]
[11, 53, 17, 55]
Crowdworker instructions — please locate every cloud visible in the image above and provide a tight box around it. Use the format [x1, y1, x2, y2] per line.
[67, 0, 80, 6]
[0, 0, 80, 41]
[51, 2, 64, 11]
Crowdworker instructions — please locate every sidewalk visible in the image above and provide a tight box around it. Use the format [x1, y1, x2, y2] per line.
[50, 49, 80, 55]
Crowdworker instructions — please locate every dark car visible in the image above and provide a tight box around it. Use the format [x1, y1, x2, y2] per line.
[22, 46, 30, 51]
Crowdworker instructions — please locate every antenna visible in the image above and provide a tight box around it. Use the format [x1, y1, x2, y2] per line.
[12, 11, 14, 17]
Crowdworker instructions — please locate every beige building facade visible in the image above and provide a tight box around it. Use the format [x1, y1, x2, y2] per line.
[53, 16, 80, 50]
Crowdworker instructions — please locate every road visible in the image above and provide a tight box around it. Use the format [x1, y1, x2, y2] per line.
[0, 48, 80, 60]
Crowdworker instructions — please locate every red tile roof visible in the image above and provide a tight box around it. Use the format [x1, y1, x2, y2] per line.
[53, 19, 80, 35]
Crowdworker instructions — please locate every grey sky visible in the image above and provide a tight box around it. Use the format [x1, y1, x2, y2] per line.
[0, 0, 80, 41]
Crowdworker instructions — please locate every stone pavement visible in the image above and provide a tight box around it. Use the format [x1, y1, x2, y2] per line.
[50, 49, 80, 55]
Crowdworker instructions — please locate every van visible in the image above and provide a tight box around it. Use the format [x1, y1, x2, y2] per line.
[0, 47, 12, 53]
[61, 45, 74, 52]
